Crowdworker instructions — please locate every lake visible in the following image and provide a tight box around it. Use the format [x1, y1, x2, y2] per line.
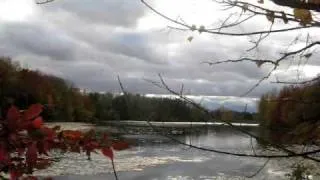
[38, 122, 319, 180]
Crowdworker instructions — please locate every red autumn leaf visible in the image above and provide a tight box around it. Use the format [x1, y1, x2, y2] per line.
[40, 127, 56, 141]
[7, 106, 19, 120]
[23, 104, 43, 121]
[84, 141, 99, 151]
[7, 106, 20, 130]
[101, 147, 113, 160]
[26, 143, 38, 167]
[112, 141, 130, 151]
[10, 170, 23, 180]
[32, 117, 43, 129]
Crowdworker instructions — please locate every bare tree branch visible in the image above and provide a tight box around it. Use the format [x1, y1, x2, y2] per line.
[241, 67, 277, 96]
[246, 22, 274, 51]
[35, 0, 55, 4]
[202, 41, 320, 95]
[246, 158, 270, 178]
[111, 159, 119, 180]
[117, 75, 128, 96]
[141, 0, 319, 37]
[276, 41, 320, 64]
[207, 14, 256, 31]
[202, 58, 276, 66]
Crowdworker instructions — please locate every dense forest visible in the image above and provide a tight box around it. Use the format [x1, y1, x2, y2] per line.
[0, 57, 255, 123]
[0, 57, 94, 122]
[258, 80, 320, 143]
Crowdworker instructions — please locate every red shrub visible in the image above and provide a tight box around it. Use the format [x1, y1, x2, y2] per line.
[0, 104, 130, 180]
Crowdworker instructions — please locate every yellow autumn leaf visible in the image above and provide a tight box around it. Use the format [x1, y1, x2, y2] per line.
[293, 8, 312, 26]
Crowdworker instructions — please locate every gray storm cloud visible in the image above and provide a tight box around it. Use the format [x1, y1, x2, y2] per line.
[1, 0, 315, 111]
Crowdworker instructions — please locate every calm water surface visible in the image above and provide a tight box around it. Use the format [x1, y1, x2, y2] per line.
[38, 122, 319, 180]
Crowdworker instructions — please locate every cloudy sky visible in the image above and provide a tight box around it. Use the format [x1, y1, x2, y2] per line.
[0, 0, 319, 112]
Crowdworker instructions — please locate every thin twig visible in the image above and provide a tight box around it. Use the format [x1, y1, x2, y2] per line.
[246, 22, 274, 52]
[35, 0, 55, 4]
[117, 75, 127, 96]
[202, 41, 320, 95]
[241, 67, 276, 97]
[207, 14, 256, 31]
[246, 159, 270, 178]
[111, 159, 119, 180]
[202, 58, 277, 66]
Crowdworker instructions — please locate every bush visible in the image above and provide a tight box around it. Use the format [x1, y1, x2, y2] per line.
[0, 104, 129, 179]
